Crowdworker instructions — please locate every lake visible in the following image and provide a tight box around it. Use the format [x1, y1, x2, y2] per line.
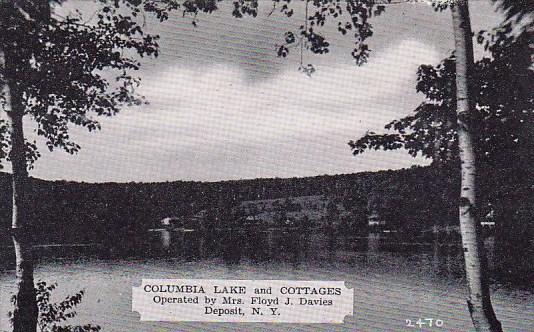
[1, 230, 533, 331]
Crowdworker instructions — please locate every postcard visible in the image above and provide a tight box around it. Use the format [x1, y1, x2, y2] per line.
[1, 1, 532, 331]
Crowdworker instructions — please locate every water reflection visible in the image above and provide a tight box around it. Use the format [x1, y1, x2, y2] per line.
[0, 230, 474, 263]
[0, 229, 514, 284]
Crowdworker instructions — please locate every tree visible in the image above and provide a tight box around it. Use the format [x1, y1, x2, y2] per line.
[348, 0, 533, 277]
[1, 1, 159, 331]
[348, 27, 532, 171]
[10, 281, 101, 332]
[346, 0, 532, 330]
[325, 199, 339, 226]
[450, 2, 501, 330]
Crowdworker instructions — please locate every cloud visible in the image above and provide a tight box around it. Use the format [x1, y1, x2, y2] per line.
[28, 38, 438, 182]
[0, 1, 502, 182]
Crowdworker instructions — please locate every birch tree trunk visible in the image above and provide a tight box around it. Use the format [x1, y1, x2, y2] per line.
[3, 48, 38, 332]
[450, 1, 502, 331]
[1, 1, 50, 331]
[7, 97, 37, 332]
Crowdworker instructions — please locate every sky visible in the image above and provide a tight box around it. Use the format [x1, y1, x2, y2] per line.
[19, 1, 504, 182]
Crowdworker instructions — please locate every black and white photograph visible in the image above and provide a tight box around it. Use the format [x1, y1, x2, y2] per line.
[0, 0, 532, 331]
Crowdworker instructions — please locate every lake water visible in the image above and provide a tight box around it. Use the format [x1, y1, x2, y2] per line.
[1, 230, 533, 331]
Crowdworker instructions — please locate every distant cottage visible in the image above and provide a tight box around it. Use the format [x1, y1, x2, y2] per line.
[160, 217, 183, 228]
[480, 221, 496, 228]
[368, 212, 386, 227]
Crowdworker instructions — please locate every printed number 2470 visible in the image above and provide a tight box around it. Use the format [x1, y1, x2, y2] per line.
[406, 318, 444, 328]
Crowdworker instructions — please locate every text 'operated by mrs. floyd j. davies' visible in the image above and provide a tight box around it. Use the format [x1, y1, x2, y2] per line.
[132, 279, 353, 323]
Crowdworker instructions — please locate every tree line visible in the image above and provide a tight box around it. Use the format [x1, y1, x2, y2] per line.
[0, 165, 459, 242]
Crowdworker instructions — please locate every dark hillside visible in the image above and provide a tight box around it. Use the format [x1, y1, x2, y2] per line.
[0, 165, 461, 245]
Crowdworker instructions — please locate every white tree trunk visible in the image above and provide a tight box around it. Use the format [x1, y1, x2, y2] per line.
[451, 1, 502, 331]
[6, 85, 37, 332]
[1, 1, 50, 331]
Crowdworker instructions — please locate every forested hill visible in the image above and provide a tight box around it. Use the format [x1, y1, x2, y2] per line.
[0, 165, 458, 243]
